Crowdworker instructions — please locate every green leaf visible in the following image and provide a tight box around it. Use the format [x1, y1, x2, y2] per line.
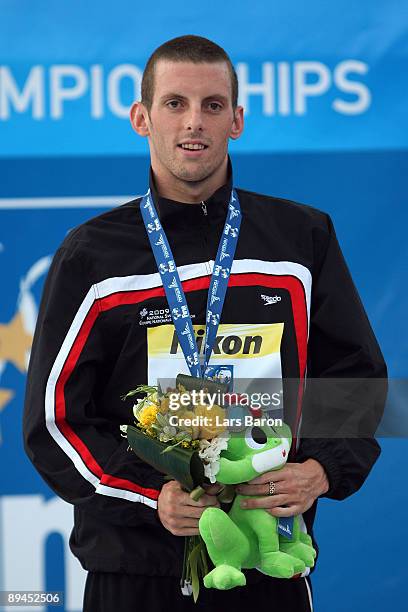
[174, 431, 190, 442]
[188, 543, 201, 602]
[155, 412, 168, 427]
[160, 440, 184, 454]
[121, 385, 158, 401]
[200, 544, 209, 577]
[184, 536, 209, 603]
[127, 425, 206, 491]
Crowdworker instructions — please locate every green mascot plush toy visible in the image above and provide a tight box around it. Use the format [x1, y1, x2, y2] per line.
[198, 423, 316, 590]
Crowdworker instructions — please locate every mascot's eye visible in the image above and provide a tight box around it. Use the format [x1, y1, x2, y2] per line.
[245, 426, 267, 450]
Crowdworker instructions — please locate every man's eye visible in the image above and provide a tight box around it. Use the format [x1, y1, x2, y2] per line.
[167, 100, 181, 109]
[208, 102, 222, 111]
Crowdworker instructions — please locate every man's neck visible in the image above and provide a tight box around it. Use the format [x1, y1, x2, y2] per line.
[152, 158, 228, 204]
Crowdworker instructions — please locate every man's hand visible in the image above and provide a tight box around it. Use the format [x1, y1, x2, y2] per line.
[235, 459, 329, 516]
[158, 480, 222, 536]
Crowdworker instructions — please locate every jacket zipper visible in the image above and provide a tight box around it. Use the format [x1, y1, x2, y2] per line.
[201, 201, 208, 216]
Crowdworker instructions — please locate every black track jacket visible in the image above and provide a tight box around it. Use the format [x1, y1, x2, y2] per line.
[23, 162, 387, 577]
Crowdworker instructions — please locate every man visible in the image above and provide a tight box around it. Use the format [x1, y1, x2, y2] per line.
[23, 35, 387, 611]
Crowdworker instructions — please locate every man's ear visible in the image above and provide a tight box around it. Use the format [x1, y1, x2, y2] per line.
[230, 105, 244, 141]
[130, 101, 150, 137]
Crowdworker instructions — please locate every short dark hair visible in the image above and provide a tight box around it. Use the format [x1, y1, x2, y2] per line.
[141, 35, 238, 111]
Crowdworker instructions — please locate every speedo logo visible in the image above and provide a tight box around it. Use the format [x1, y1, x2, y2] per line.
[261, 294, 282, 305]
[170, 328, 262, 356]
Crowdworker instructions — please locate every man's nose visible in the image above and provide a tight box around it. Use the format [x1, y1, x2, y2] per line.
[185, 105, 203, 132]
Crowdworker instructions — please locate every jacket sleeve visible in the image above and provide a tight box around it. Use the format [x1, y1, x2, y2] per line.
[23, 241, 165, 526]
[296, 214, 388, 500]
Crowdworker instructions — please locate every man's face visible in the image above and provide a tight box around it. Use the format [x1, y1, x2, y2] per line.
[134, 60, 243, 185]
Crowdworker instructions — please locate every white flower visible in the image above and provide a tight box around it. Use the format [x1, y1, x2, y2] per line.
[162, 424, 177, 438]
[199, 433, 229, 458]
[132, 398, 144, 419]
[203, 460, 221, 483]
[150, 391, 158, 404]
[203, 449, 214, 460]
[198, 433, 230, 483]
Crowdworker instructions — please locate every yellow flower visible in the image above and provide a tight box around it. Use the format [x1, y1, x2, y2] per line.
[159, 396, 170, 414]
[138, 404, 159, 427]
[194, 403, 226, 439]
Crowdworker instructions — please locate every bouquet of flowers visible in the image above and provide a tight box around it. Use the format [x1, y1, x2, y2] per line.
[120, 379, 233, 601]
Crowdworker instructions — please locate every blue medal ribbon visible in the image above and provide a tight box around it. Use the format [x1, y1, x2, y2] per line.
[140, 187, 241, 379]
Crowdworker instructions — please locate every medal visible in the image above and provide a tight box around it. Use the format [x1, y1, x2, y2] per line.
[175, 373, 230, 396]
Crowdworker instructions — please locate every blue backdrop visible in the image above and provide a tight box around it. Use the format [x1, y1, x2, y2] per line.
[0, 2, 406, 610]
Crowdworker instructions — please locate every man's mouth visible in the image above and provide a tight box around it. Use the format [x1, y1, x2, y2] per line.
[178, 143, 208, 151]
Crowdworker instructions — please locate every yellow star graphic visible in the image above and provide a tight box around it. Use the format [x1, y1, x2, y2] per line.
[0, 312, 33, 372]
[0, 388, 14, 413]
